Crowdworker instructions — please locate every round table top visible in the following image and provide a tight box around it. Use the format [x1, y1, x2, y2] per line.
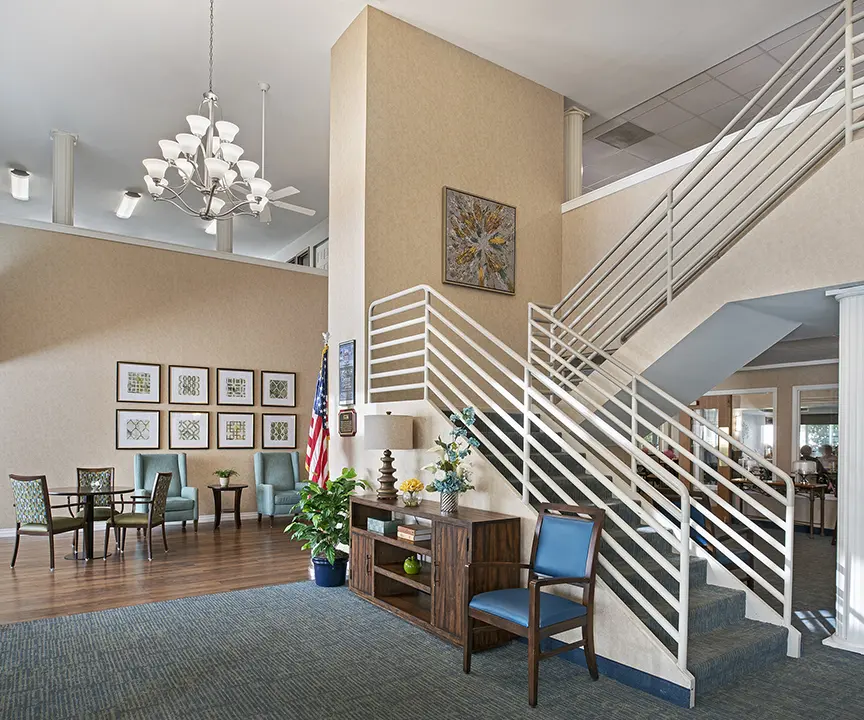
[207, 483, 248, 490]
[48, 486, 134, 496]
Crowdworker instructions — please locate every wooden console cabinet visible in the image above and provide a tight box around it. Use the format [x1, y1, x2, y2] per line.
[349, 495, 521, 650]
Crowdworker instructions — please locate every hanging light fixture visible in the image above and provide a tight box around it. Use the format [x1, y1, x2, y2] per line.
[141, 0, 268, 221]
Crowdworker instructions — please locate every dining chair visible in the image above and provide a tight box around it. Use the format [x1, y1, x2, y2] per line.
[463, 504, 605, 707]
[104, 472, 172, 561]
[71, 467, 117, 556]
[9, 474, 86, 571]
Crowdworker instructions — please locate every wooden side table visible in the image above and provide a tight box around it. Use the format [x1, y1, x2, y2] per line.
[207, 484, 248, 530]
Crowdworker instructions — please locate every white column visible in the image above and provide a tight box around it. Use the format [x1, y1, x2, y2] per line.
[216, 217, 233, 253]
[564, 107, 589, 201]
[825, 284, 864, 655]
[50, 130, 77, 226]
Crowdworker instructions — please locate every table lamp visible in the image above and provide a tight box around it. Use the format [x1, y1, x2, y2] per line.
[365, 411, 414, 501]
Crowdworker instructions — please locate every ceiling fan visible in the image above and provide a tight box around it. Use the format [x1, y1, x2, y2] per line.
[256, 81, 315, 223]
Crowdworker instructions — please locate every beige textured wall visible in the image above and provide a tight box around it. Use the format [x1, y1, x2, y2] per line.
[0, 224, 328, 528]
[328, 8, 564, 475]
[711, 363, 839, 473]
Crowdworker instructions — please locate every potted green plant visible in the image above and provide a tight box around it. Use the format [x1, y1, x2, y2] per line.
[285, 467, 369, 587]
[423, 407, 478, 514]
[213, 469, 238, 488]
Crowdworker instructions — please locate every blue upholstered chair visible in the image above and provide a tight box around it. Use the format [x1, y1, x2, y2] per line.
[254, 451, 306, 527]
[133, 454, 198, 531]
[464, 504, 605, 707]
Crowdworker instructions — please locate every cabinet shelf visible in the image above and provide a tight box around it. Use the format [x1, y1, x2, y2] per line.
[353, 527, 432, 555]
[378, 592, 432, 625]
[375, 562, 432, 593]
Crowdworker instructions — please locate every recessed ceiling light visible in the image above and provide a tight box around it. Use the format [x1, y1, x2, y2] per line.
[116, 190, 142, 219]
[9, 169, 30, 201]
[204, 220, 217, 235]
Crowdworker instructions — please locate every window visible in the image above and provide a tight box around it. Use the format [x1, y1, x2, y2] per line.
[288, 249, 310, 266]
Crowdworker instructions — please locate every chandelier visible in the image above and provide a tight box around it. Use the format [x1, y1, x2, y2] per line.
[141, 0, 270, 221]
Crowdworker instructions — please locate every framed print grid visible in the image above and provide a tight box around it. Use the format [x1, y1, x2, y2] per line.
[217, 368, 254, 406]
[262, 414, 297, 449]
[169, 365, 209, 405]
[261, 371, 296, 407]
[116, 409, 160, 450]
[217, 413, 255, 449]
[116, 362, 161, 403]
[338, 340, 355, 406]
[169, 411, 210, 450]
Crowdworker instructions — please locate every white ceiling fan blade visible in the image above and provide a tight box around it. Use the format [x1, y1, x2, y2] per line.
[259, 203, 272, 223]
[268, 186, 300, 201]
[272, 201, 316, 216]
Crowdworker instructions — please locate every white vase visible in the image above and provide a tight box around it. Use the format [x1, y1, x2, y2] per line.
[219, 476, 230, 487]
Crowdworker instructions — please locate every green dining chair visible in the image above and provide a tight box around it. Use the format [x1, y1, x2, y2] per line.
[9, 474, 86, 571]
[104, 472, 172, 561]
[72, 467, 117, 557]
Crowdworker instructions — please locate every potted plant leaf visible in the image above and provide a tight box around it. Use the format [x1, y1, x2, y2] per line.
[213, 469, 238, 488]
[285, 467, 369, 587]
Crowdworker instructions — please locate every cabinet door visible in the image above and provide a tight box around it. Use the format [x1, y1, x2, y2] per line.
[432, 522, 469, 639]
[349, 532, 374, 596]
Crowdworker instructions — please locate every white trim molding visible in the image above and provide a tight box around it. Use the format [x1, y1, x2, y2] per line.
[739, 359, 839, 372]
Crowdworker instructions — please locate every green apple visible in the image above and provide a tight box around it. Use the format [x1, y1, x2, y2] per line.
[403, 556, 422, 575]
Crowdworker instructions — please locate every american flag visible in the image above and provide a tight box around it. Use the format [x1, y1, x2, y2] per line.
[306, 341, 329, 486]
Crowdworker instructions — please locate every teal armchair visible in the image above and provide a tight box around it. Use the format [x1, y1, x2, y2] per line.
[254, 451, 306, 527]
[134, 453, 198, 531]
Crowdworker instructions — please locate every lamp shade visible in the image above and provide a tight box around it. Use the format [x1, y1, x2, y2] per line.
[365, 414, 413, 450]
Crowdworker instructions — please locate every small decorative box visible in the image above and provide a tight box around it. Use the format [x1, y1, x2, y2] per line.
[367, 518, 400, 536]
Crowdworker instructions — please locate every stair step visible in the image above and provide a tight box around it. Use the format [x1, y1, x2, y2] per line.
[598, 554, 708, 609]
[687, 620, 788, 697]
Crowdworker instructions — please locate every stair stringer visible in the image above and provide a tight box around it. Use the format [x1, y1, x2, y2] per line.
[364, 398, 696, 707]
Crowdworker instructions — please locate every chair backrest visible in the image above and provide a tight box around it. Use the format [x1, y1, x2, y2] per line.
[530, 504, 605, 581]
[9, 474, 51, 528]
[77, 467, 114, 508]
[148, 472, 173, 525]
[134, 454, 185, 497]
[254, 452, 300, 491]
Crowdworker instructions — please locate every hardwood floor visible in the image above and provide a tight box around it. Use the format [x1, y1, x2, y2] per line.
[0, 519, 313, 625]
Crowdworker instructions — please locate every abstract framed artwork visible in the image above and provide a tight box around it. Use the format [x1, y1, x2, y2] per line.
[261, 371, 296, 407]
[442, 187, 516, 295]
[169, 411, 210, 450]
[116, 409, 160, 450]
[217, 412, 255, 449]
[217, 368, 254, 406]
[116, 362, 161, 403]
[262, 414, 297, 449]
[169, 365, 209, 405]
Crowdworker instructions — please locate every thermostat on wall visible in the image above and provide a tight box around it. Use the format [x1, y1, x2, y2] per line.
[338, 408, 357, 437]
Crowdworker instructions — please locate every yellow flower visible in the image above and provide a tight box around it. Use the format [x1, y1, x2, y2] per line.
[398, 478, 424, 493]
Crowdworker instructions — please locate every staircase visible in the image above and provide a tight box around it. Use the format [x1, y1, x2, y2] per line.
[473, 411, 788, 699]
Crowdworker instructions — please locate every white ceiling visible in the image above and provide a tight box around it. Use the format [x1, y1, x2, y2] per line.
[0, 0, 833, 259]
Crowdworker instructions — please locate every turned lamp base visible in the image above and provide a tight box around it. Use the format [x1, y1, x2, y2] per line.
[377, 449, 399, 501]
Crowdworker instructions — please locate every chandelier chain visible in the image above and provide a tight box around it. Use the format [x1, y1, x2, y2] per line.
[208, 0, 215, 93]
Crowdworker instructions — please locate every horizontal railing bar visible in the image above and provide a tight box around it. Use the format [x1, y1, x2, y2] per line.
[368, 382, 425, 395]
[369, 349, 424, 365]
[369, 299, 426, 322]
[369, 316, 425, 336]
[369, 333, 425, 351]
[368, 286, 426, 314]
[369, 366, 424, 380]
[599, 530, 681, 613]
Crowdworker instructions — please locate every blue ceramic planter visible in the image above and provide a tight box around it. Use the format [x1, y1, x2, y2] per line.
[312, 555, 348, 587]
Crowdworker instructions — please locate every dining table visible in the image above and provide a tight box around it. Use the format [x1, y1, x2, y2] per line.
[48, 486, 134, 561]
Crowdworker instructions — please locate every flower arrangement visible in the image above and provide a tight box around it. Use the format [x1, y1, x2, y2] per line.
[398, 478, 424, 494]
[423, 407, 479, 508]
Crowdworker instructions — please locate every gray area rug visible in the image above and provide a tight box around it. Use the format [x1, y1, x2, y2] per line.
[1, 533, 862, 720]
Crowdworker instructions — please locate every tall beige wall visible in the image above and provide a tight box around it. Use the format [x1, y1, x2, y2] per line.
[0, 224, 328, 528]
[329, 7, 564, 475]
[711, 363, 838, 473]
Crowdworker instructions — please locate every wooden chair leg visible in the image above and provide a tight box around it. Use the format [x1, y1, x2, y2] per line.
[528, 629, 539, 707]
[270, 515, 274, 528]
[10, 530, 20, 568]
[182, 521, 187, 531]
[49, 533, 55, 572]
[147, 526, 153, 561]
[121, 528, 127, 554]
[584, 620, 599, 681]
[257, 513, 262, 523]
[162, 522, 169, 552]
[193, 520, 198, 532]
[103, 524, 110, 560]
[463, 614, 474, 674]
[73, 528, 78, 557]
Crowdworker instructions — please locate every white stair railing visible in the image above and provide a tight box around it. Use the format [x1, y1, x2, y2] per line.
[555, 0, 863, 359]
[369, 285, 695, 669]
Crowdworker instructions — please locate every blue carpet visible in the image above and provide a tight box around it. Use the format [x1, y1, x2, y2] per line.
[2, 543, 864, 720]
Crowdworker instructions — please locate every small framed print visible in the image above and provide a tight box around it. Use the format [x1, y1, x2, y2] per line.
[116, 409, 160, 450]
[217, 412, 255, 449]
[217, 368, 254, 406]
[262, 414, 297, 449]
[169, 411, 210, 450]
[117, 362, 161, 403]
[261, 371, 296, 407]
[169, 366, 209, 405]
[338, 340, 356, 406]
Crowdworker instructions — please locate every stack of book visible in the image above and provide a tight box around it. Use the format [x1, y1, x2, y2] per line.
[397, 524, 432, 543]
